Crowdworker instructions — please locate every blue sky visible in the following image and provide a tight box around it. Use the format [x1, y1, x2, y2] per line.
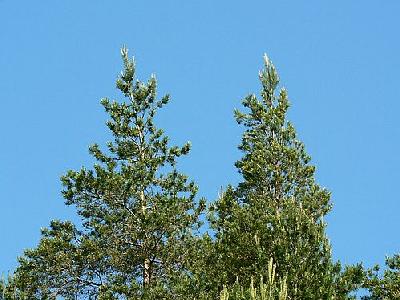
[1, 0, 399, 276]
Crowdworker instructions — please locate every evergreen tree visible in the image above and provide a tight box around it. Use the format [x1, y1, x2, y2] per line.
[11, 48, 205, 299]
[210, 55, 348, 299]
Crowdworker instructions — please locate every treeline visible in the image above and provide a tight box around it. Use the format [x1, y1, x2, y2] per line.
[1, 49, 398, 299]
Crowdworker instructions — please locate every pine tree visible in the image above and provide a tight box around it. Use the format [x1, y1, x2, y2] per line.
[12, 48, 205, 299]
[210, 55, 345, 299]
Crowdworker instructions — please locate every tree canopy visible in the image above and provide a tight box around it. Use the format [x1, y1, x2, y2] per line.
[2, 49, 398, 299]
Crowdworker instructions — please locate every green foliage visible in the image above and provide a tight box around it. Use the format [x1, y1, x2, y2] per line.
[5, 48, 396, 299]
[362, 254, 400, 299]
[1, 277, 11, 300]
[219, 258, 288, 300]
[334, 264, 365, 299]
[209, 55, 354, 299]
[11, 47, 205, 299]
[0, 275, 21, 300]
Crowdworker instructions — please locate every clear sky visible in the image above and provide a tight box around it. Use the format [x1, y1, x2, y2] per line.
[1, 0, 399, 276]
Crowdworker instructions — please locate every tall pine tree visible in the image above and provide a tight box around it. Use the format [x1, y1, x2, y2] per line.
[210, 55, 344, 299]
[11, 48, 205, 299]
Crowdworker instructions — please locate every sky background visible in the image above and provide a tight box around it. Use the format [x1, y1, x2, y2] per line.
[1, 0, 399, 278]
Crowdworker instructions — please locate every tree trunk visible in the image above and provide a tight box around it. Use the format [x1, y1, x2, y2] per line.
[141, 189, 150, 287]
